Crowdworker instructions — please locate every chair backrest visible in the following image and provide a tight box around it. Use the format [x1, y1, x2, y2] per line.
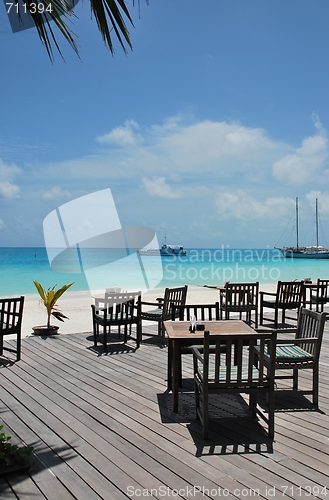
[295, 307, 326, 358]
[222, 282, 259, 310]
[171, 302, 220, 321]
[162, 285, 188, 320]
[315, 279, 329, 302]
[0, 297, 24, 335]
[276, 281, 303, 306]
[96, 291, 141, 318]
[199, 329, 276, 388]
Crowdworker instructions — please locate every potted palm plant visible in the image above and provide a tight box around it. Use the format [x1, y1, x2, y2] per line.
[32, 281, 74, 335]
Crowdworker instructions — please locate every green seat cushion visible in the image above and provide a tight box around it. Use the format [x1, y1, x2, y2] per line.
[198, 364, 265, 383]
[274, 344, 313, 360]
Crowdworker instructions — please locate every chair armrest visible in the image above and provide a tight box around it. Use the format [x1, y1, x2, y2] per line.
[276, 338, 317, 345]
[259, 291, 276, 298]
[140, 300, 161, 307]
[276, 328, 298, 334]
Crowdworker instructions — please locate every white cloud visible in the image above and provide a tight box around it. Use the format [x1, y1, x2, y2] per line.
[0, 219, 5, 229]
[0, 181, 20, 199]
[96, 119, 140, 146]
[0, 159, 21, 198]
[41, 116, 291, 183]
[142, 177, 183, 199]
[42, 186, 72, 201]
[0, 158, 21, 180]
[273, 117, 329, 184]
[306, 190, 329, 215]
[157, 119, 282, 177]
[216, 190, 295, 220]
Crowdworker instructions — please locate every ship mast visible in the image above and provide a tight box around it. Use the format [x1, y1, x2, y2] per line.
[316, 198, 319, 248]
[296, 197, 299, 249]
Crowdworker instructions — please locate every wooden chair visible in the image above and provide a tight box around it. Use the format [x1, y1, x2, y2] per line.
[310, 279, 329, 312]
[193, 329, 276, 439]
[92, 291, 141, 352]
[219, 282, 259, 328]
[259, 281, 303, 327]
[140, 285, 188, 342]
[256, 308, 326, 406]
[169, 302, 220, 386]
[0, 296, 25, 362]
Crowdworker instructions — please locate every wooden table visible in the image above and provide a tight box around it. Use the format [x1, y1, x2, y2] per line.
[164, 320, 258, 412]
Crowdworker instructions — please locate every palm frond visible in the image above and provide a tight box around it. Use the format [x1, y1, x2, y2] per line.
[20, 0, 79, 62]
[51, 311, 70, 322]
[13, 0, 147, 61]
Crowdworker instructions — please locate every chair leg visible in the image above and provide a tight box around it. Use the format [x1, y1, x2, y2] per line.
[313, 366, 319, 406]
[93, 322, 98, 347]
[202, 389, 209, 439]
[249, 392, 257, 418]
[260, 296, 264, 325]
[160, 321, 166, 344]
[136, 321, 141, 349]
[293, 368, 298, 390]
[103, 325, 107, 353]
[0, 335, 3, 356]
[194, 380, 200, 420]
[16, 333, 21, 362]
[268, 387, 275, 438]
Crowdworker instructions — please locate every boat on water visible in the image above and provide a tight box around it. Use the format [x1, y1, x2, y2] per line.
[276, 197, 329, 259]
[139, 237, 187, 256]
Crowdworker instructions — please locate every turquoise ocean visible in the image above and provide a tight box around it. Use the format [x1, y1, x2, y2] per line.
[1, 247, 329, 297]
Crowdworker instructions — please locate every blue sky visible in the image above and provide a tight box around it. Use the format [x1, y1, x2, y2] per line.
[1, 0, 329, 249]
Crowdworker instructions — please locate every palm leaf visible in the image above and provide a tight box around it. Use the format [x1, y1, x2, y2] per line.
[33, 280, 47, 302]
[51, 310, 69, 322]
[13, 0, 148, 61]
[52, 282, 74, 303]
[17, 0, 79, 62]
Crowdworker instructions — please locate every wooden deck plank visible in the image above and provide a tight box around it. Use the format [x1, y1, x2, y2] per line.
[1, 324, 329, 500]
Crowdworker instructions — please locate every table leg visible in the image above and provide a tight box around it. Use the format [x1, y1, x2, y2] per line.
[167, 338, 173, 391]
[172, 340, 180, 413]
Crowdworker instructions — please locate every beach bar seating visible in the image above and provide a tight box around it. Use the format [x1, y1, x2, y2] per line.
[255, 307, 326, 406]
[140, 285, 188, 343]
[219, 282, 259, 327]
[92, 291, 141, 352]
[259, 280, 303, 327]
[0, 296, 24, 362]
[193, 329, 276, 439]
[309, 279, 329, 312]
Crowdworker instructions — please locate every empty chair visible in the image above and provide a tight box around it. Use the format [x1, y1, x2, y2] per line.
[169, 302, 220, 387]
[0, 296, 25, 362]
[259, 281, 303, 327]
[310, 279, 329, 312]
[193, 329, 276, 439]
[256, 307, 326, 406]
[92, 291, 141, 352]
[140, 285, 188, 342]
[219, 282, 259, 327]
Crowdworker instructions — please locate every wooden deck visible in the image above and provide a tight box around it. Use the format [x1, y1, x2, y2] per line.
[1, 320, 329, 500]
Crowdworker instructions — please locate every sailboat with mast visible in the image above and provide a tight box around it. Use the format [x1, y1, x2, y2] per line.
[276, 197, 329, 259]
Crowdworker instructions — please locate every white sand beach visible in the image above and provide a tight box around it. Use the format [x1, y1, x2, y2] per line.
[20, 283, 277, 339]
